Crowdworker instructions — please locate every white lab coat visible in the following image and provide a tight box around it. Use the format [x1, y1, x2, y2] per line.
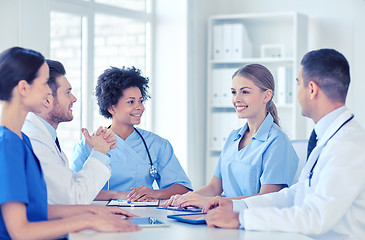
[22, 113, 111, 205]
[238, 110, 365, 240]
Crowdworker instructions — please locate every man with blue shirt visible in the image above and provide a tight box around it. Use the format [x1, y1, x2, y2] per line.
[204, 48, 365, 239]
[22, 59, 121, 204]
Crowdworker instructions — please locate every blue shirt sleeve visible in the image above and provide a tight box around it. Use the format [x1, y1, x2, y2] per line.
[260, 135, 299, 187]
[213, 154, 223, 179]
[70, 138, 91, 172]
[155, 139, 193, 191]
[89, 150, 111, 167]
[0, 132, 28, 205]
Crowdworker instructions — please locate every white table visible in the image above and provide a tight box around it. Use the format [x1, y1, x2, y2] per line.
[69, 201, 314, 240]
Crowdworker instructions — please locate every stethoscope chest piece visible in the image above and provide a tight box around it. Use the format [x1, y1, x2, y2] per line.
[149, 165, 158, 179]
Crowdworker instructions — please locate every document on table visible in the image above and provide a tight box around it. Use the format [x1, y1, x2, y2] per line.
[107, 199, 159, 207]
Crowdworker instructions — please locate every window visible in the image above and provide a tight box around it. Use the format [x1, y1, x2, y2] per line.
[50, 11, 83, 156]
[50, 0, 152, 159]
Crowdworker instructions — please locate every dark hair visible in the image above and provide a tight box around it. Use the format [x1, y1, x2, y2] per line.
[300, 48, 350, 103]
[0, 47, 45, 101]
[46, 59, 66, 96]
[233, 64, 279, 126]
[96, 66, 150, 119]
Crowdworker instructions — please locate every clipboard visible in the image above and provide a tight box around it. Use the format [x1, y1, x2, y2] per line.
[107, 199, 159, 207]
[167, 213, 207, 224]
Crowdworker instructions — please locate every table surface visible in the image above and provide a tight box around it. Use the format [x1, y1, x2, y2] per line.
[68, 201, 314, 240]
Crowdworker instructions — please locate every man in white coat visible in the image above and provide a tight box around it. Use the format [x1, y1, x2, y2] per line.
[203, 48, 365, 240]
[22, 59, 123, 204]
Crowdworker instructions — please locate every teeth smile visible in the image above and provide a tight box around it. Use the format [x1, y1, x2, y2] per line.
[236, 106, 247, 111]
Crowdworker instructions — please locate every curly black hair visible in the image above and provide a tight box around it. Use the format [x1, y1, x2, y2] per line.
[95, 66, 150, 119]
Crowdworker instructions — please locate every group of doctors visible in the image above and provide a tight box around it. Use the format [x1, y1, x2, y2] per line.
[0, 46, 364, 240]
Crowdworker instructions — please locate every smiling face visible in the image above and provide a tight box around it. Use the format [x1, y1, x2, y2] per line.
[49, 75, 77, 126]
[26, 62, 52, 113]
[231, 75, 270, 121]
[108, 87, 145, 127]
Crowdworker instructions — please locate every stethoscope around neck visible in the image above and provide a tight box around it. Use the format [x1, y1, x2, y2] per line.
[307, 114, 354, 187]
[133, 127, 159, 179]
[108, 125, 159, 179]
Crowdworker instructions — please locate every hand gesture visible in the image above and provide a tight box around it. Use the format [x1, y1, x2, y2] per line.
[83, 126, 117, 154]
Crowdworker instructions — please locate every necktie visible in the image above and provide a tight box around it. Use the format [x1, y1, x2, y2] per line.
[55, 137, 62, 152]
[307, 129, 317, 160]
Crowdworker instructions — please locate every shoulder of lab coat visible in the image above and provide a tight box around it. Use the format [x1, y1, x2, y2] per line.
[22, 113, 111, 205]
[241, 110, 365, 238]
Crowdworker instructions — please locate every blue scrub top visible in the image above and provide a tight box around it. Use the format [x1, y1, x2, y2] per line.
[214, 113, 298, 197]
[0, 127, 48, 239]
[71, 128, 192, 192]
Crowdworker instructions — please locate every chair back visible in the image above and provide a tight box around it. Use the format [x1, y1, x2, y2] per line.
[291, 139, 308, 185]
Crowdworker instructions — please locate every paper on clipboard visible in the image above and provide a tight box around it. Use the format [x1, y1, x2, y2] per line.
[107, 199, 159, 207]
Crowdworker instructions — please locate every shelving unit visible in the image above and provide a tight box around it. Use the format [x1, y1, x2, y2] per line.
[205, 12, 308, 183]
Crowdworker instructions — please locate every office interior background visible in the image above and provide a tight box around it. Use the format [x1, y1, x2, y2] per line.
[1, 0, 364, 189]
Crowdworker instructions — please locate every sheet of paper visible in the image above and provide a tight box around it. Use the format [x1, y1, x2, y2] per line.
[107, 200, 159, 207]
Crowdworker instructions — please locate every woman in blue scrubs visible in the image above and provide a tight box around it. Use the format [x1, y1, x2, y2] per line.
[0, 47, 139, 239]
[71, 66, 192, 201]
[162, 64, 299, 208]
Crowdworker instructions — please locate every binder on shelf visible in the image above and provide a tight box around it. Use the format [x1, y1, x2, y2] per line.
[231, 23, 243, 59]
[231, 23, 252, 59]
[211, 69, 221, 104]
[210, 113, 222, 149]
[213, 24, 223, 59]
[277, 66, 286, 105]
[286, 67, 294, 104]
[220, 68, 235, 106]
[222, 24, 232, 59]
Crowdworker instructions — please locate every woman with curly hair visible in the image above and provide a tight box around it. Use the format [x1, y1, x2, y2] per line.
[71, 66, 192, 201]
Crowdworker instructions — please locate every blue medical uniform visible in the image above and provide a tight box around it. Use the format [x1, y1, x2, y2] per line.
[214, 113, 298, 197]
[71, 128, 192, 191]
[0, 127, 48, 239]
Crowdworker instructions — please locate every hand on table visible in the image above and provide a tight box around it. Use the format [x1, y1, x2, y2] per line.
[205, 207, 240, 229]
[202, 196, 233, 213]
[89, 205, 137, 217]
[160, 192, 213, 208]
[87, 214, 141, 232]
[127, 185, 156, 202]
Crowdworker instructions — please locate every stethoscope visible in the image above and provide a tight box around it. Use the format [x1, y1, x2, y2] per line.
[107, 125, 159, 180]
[133, 127, 159, 179]
[308, 114, 354, 187]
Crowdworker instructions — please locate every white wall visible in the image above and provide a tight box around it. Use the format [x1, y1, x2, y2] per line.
[0, 0, 49, 55]
[152, 0, 188, 170]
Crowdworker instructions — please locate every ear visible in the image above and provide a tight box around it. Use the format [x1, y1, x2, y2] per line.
[108, 105, 115, 115]
[308, 81, 319, 100]
[43, 94, 53, 108]
[263, 89, 273, 104]
[17, 80, 30, 97]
